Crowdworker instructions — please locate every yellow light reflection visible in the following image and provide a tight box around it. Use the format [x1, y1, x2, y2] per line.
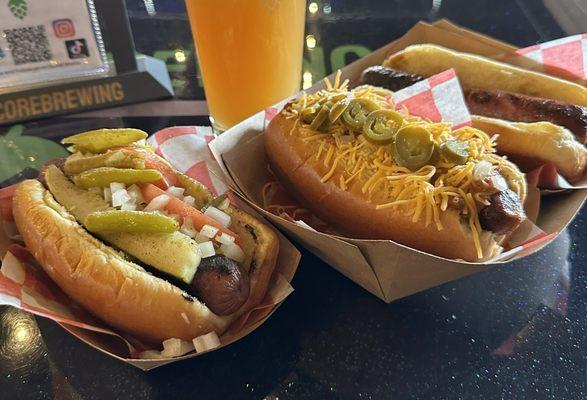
[13, 324, 32, 343]
[306, 34, 316, 50]
[175, 50, 186, 63]
[303, 71, 313, 89]
[308, 2, 319, 14]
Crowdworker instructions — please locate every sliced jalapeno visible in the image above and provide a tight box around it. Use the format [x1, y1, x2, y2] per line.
[439, 140, 469, 165]
[301, 104, 320, 124]
[342, 98, 379, 131]
[85, 210, 179, 233]
[429, 143, 440, 166]
[362, 109, 404, 145]
[393, 125, 435, 171]
[328, 97, 352, 123]
[309, 104, 331, 131]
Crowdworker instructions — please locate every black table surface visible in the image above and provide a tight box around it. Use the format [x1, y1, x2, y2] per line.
[1, 1, 586, 399]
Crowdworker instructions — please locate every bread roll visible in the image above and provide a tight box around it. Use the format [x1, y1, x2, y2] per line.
[472, 116, 587, 183]
[384, 44, 587, 107]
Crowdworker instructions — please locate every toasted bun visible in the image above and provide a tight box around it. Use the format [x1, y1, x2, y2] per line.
[383, 44, 587, 107]
[472, 116, 587, 183]
[13, 173, 279, 344]
[265, 112, 505, 262]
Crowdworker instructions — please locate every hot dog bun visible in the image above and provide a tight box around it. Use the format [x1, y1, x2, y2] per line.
[266, 111, 510, 262]
[13, 169, 279, 343]
[383, 44, 587, 107]
[471, 116, 587, 183]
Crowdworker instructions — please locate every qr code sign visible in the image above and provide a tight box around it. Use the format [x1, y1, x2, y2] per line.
[4, 25, 52, 65]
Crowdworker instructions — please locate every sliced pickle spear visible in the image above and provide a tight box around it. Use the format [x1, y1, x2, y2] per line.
[62, 128, 148, 153]
[63, 150, 146, 175]
[103, 231, 200, 283]
[45, 166, 200, 284]
[73, 167, 162, 188]
[45, 165, 111, 221]
[85, 210, 179, 233]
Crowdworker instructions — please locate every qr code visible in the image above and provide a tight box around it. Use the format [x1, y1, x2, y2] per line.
[4, 25, 52, 65]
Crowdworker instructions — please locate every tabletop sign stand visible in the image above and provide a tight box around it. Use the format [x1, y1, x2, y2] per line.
[0, 0, 174, 126]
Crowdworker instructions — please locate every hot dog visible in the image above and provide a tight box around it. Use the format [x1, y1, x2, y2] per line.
[358, 45, 587, 182]
[12, 129, 279, 343]
[265, 81, 527, 261]
[361, 65, 587, 145]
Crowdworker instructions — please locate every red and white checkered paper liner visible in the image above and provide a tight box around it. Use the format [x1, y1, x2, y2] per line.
[513, 34, 587, 81]
[392, 68, 471, 128]
[0, 126, 294, 366]
[258, 69, 553, 262]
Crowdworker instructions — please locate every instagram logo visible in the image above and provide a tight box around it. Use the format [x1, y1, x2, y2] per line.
[53, 19, 75, 38]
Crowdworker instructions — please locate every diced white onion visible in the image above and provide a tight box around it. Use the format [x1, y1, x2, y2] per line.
[204, 206, 231, 227]
[180, 218, 197, 238]
[161, 338, 194, 358]
[194, 233, 211, 243]
[112, 188, 131, 208]
[192, 332, 220, 353]
[183, 195, 195, 207]
[199, 224, 219, 238]
[216, 232, 235, 245]
[219, 243, 245, 263]
[120, 201, 137, 211]
[110, 182, 125, 192]
[491, 174, 509, 192]
[473, 160, 493, 182]
[166, 186, 185, 198]
[197, 241, 215, 258]
[143, 194, 171, 212]
[127, 184, 145, 204]
[103, 187, 112, 202]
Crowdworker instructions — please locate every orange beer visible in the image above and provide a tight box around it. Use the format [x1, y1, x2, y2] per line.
[185, 0, 306, 130]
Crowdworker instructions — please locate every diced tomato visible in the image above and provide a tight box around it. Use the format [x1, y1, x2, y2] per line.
[139, 183, 241, 245]
[142, 152, 178, 189]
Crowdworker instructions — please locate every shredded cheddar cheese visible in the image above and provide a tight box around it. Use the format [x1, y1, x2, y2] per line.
[284, 73, 525, 259]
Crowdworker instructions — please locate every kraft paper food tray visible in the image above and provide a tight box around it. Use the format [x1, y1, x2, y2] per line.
[209, 20, 587, 303]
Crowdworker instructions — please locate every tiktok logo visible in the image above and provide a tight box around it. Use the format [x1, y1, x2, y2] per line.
[65, 38, 89, 59]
